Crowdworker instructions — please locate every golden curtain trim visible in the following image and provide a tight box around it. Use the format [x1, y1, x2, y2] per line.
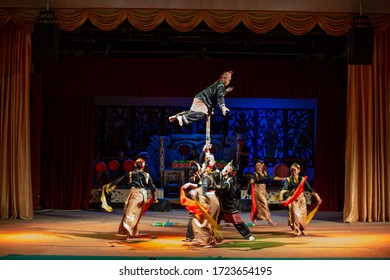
[0, 9, 38, 31]
[1, 8, 389, 36]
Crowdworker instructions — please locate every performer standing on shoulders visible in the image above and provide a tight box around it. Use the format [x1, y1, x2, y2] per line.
[248, 160, 285, 226]
[169, 71, 233, 126]
[279, 162, 322, 237]
[180, 160, 203, 243]
[195, 155, 221, 248]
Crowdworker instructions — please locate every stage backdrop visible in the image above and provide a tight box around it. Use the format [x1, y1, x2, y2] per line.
[32, 58, 347, 211]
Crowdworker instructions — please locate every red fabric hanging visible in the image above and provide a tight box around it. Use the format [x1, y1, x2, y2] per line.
[250, 182, 256, 221]
[281, 176, 307, 207]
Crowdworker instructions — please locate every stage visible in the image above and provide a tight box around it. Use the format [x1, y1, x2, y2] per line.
[1, 208, 389, 260]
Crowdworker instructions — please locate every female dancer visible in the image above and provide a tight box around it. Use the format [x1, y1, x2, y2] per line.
[279, 162, 322, 237]
[117, 158, 157, 239]
[248, 160, 285, 226]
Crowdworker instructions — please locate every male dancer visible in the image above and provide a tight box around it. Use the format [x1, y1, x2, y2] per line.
[169, 71, 233, 126]
[218, 161, 255, 241]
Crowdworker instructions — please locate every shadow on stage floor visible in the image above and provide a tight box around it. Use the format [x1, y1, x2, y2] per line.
[0, 208, 389, 260]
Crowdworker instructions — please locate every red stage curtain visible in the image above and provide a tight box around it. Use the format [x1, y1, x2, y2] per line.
[314, 99, 347, 211]
[33, 58, 347, 211]
[39, 95, 95, 209]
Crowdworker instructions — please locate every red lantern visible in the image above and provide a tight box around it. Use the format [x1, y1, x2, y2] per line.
[274, 163, 289, 177]
[95, 162, 107, 173]
[123, 159, 135, 172]
[108, 160, 119, 171]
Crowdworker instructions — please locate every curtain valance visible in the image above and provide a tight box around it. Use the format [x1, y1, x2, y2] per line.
[1, 8, 390, 36]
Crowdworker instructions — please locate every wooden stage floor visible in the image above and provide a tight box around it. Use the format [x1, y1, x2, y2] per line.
[1, 208, 389, 260]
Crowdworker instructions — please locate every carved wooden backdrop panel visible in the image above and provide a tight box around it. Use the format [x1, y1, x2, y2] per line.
[94, 105, 314, 182]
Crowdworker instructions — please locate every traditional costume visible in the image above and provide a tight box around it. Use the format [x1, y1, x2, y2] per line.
[169, 71, 232, 126]
[117, 158, 157, 239]
[193, 168, 221, 247]
[218, 161, 254, 241]
[248, 163, 279, 226]
[180, 161, 203, 242]
[279, 162, 322, 237]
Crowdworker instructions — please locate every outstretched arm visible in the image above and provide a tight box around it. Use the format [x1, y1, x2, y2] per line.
[273, 176, 286, 181]
[311, 192, 322, 204]
[182, 182, 198, 189]
[103, 174, 129, 193]
[224, 87, 233, 95]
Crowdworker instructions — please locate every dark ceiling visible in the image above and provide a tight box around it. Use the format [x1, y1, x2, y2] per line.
[56, 20, 347, 61]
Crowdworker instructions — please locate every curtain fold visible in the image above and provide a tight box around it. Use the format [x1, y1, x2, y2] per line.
[314, 99, 347, 211]
[0, 9, 38, 31]
[0, 21, 33, 219]
[344, 26, 390, 222]
[40, 95, 95, 209]
[1, 8, 389, 35]
[0, 8, 369, 34]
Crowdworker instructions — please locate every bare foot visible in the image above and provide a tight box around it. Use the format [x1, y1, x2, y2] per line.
[268, 219, 277, 226]
[177, 115, 183, 126]
[182, 238, 193, 242]
[293, 231, 302, 237]
[169, 115, 176, 122]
